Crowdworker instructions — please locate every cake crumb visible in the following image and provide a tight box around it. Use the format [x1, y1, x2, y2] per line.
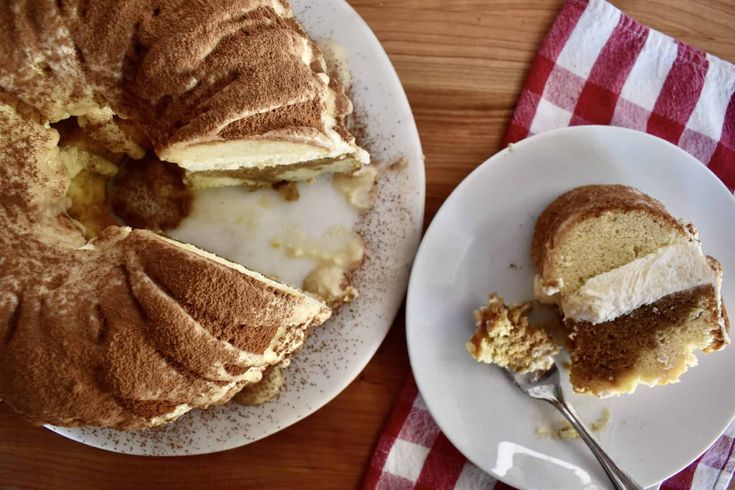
[591, 408, 611, 432]
[274, 224, 365, 309]
[332, 166, 378, 210]
[536, 408, 611, 439]
[233, 367, 284, 406]
[387, 156, 408, 171]
[467, 293, 559, 373]
[303, 265, 359, 308]
[273, 181, 300, 202]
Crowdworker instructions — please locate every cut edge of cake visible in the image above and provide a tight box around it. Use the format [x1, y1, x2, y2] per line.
[568, 284, 728, 397]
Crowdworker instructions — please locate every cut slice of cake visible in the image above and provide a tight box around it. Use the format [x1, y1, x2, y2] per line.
[533, 185, 730, 397]
[467, 293, 559, 374]
[148, 6, 370, 187]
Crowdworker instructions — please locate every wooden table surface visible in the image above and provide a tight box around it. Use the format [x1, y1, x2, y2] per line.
[2, 1, 734, 488]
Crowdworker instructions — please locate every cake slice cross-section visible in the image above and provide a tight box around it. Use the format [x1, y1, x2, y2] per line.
[532, 185, 729, 397]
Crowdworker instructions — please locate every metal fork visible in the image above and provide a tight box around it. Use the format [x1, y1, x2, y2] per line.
[501, 362, 643, 490]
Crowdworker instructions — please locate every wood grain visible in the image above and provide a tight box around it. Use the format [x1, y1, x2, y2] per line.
[1, 1, 733, 488]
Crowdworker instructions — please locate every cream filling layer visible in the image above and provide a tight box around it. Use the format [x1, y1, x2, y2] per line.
[562, 242, 717, 324]
[160, 85, 368, 172]
[161, 137, 363, 172]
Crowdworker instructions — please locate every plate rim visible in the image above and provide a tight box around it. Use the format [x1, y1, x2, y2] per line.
[406, 125, 735, 488]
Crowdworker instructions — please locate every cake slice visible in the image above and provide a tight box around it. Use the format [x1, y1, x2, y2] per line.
[533, 185, 729, 397]
[467, 294, 558, 374]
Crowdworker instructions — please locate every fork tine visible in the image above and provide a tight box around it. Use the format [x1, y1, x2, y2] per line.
[499, 360, 559, 394]
[499, 365, 522, 388]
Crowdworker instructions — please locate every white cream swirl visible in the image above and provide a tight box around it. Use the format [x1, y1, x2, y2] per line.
[562, 242, 717, 324]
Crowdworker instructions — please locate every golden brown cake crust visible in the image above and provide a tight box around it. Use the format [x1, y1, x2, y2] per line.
[705, 256, 731, 352]
[531, 185, 688, 273]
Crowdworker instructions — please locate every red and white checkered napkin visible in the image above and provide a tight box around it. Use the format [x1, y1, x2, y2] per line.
[365, 0, 735, 488]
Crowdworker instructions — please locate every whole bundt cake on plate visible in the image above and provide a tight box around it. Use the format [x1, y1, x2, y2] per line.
[0, 0, 373, 429]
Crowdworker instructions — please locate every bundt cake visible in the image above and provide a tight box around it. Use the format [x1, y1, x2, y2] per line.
[0, 0, 372, 429]
[533, 185, 729, 397]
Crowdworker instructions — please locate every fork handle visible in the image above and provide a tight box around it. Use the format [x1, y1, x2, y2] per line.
[547, 398, 643, 490]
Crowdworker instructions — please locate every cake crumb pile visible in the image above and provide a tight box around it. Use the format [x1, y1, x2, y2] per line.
[466, 294, 559, 374]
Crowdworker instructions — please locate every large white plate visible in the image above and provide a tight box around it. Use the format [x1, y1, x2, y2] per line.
[47, 0, 425, 455]
[406, 126, 735, 489]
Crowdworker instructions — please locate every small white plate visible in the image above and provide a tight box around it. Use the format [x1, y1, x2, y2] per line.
[406, 126, 735, 489]
[46, 0, 425, 455]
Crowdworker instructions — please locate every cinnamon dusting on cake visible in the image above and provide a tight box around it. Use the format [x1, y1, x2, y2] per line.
[0, 0, 366, 169]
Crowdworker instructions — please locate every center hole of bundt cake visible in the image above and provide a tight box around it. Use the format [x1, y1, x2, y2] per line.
[108, 155, 193, 231]
[53, 116, 194, 238]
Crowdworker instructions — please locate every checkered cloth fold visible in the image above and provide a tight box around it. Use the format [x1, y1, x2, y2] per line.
[365, 0, 735, 488]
